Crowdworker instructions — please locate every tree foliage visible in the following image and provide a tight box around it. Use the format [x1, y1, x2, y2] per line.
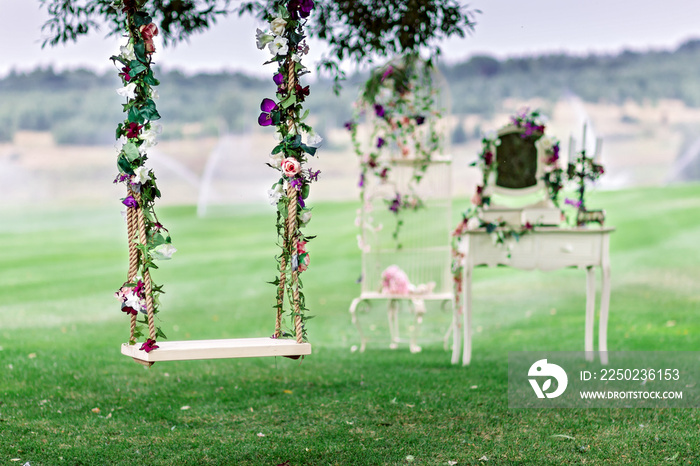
[40, 0, 475, 85]
[40, 0, 233, 47]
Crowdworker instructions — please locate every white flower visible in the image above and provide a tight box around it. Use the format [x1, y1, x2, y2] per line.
[268, 36, 289, 56]
[270, 17, 287, 35]
[152, 243, 177, 260]
[140, 125, 161, 148]
[133, 166, 150, 185]
[304, 130, 323, 148]
[255, 28, 274, 50]
[116, 82, 137, 100]
[291, 53, 302, 63]
[300, 210, 312, 225]
[119, 41, 135, 61]
[123, 292, 144, 313]
[150, 88, 159, 100]
[267, 183, 284, 205]
[114, 135, 128, 151]
[269, 152, 284, 168]
[537, 136, 554, 152]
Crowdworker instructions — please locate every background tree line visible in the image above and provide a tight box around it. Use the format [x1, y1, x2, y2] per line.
[2, 38, 700, 145]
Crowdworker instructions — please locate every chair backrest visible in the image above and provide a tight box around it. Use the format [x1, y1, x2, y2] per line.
[493, 125, 546, 196]
[360, 158, 453, 295]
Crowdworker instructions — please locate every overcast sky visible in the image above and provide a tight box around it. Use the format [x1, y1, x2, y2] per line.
[2, 0, 699, 78]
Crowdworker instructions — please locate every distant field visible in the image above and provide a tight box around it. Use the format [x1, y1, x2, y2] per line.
[2, 97, 700, 212]
[1, 184, 699, 464]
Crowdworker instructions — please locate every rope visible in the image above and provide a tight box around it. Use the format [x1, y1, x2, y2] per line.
[285, 57, 304, 344]
[286, 184, 303, 344]
[134, 191, 157, 342]
[275, 238, 286, 338]
[126, 188, 139, 343]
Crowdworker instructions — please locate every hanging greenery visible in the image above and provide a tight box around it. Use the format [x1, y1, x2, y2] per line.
[111, 0, 173, 351]
[257, 0, 319, 343]
[348, 54, 442, 248]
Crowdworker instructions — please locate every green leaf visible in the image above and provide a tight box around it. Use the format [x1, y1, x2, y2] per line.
[122, 142, 141, 162]
[143, 70, 159, 86]
[128, 106, 145, 124]
[140, 99, 161, 121]
[133, 11, 152, 28]
[301, 144, 317, 156]
[301, 183, 310, 199]
[117, 154, 134, 175]
[280, 93, 297, 109]
[128, 60, 147, 76]
[133, 40, 147, 63]
[271, 144, 284, 155]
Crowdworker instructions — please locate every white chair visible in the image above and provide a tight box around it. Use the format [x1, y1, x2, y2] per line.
[350, 157, 454, 353]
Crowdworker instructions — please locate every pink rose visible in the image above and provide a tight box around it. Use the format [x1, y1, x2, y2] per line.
[281, 157, 301, 177]
[139, 23, 159, 54]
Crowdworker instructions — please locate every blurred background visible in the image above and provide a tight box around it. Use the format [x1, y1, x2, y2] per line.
[2, 0, 700, 212]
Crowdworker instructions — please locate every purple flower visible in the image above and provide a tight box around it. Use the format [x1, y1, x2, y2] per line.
[290, 178, 303, 190]
[140, 338, 159, 353]
[552, 144, 560, 161]
[358, 173, 365, 187]
[415, 115, 425, 125]
[565, 198, 582, 208]
[376, 137, 385, 148]
[298, 193, 306, 208]
[258, 98, 278, 127]
[114, 173, 130, 184]
[122, 195, 138, 208]
[307, 168, 321, 182]
[381, 66, 394, 82]
[344, 121, 355, 131]
[126, 122, 142, 139]
[374, 104, 385, 118]
[388, 194, 401, 213]
[121, 305, 137, 316]
[289, 0, 314, 19]
[273, 73, 284, 86]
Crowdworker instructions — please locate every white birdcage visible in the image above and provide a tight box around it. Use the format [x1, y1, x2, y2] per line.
[350, 156, 454, 353]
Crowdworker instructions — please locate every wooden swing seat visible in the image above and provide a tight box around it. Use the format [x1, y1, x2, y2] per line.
[121, 337, 311, 365]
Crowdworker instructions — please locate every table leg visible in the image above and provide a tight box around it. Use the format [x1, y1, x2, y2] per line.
[585, 266, 596, 361]
[451, 296, 461, 365]
[599, 264, 611, 365]
[462, 267, 473, 366]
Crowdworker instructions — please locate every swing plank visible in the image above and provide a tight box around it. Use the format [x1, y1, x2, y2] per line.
[121, 337, 311, 364]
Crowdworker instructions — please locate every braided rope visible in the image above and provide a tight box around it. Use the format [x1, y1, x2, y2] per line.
[285, 58, 304, 344]
[126, 188, 139, 342]
[285, 184, 303, 344]
[275, 238, 286, 338]
[134, 191, 157, 342]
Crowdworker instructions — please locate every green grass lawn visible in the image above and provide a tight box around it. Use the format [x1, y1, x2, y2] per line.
[1, 184, 700, 465]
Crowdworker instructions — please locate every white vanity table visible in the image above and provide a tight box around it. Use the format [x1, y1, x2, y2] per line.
[452, 227, 614, 366]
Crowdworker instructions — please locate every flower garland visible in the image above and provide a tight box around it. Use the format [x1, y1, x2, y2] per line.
[347, 54, 442, 248]
[111, 0, 174, 351]
[256, 0, 318, 343]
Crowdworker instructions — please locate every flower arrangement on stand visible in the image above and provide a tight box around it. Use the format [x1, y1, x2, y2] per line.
[111, 0, 174, 351]
[347, 54, 442, 248]
[566, 127, 605, 225]
[256, 0, 318, 343]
